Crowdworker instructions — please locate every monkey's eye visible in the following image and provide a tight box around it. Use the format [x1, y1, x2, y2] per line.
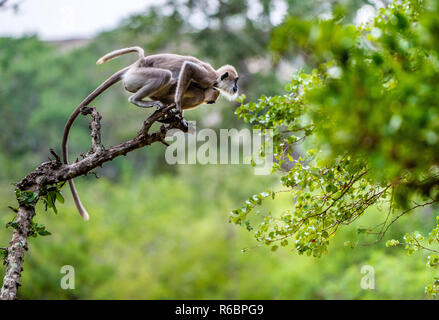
[221, 72, 229, 80]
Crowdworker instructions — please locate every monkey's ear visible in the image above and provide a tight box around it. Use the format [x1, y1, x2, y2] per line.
[220, 72, 229, 80]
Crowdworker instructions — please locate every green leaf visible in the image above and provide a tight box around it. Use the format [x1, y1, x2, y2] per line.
[8, 206, 18, 213]
[55, 191, 64, 204]
[38, 230, 51, 236]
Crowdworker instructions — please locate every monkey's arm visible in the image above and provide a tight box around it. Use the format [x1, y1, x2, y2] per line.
[174, 61, 216, 112]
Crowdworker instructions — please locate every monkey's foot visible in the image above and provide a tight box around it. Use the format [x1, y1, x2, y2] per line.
[157, 109, 179, 123]
[157, 110, 188, 132]
[133, 100, 164, 108]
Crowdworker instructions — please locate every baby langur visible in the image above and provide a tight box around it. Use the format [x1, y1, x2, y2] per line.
[62, 46, 239, 220]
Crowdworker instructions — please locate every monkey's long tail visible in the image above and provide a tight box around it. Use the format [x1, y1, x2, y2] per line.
[96, 46, 145, 65]
[62, 66, 130, 220]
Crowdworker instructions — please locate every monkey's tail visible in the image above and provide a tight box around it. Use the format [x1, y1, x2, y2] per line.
[62, 66, 130, 220]
[96, 46, 145, 65]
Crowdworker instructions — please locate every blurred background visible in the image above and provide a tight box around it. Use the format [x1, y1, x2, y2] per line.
[0, 0, 435, 299]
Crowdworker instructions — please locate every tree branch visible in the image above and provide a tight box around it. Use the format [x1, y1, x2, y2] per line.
[0, 204, 35, 300]
[0, 103, 185, 300]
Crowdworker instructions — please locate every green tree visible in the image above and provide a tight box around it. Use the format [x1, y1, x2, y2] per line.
[233, 0, 439, 297]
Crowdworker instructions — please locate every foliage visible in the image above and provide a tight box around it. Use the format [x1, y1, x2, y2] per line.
[2, 0, 433, 300]
[234, 0, 439, 297]
[0, 167, 437, 299]
[6, 182, 64, 241]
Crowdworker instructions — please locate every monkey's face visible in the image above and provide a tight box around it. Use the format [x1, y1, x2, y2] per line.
[215, 65, 239, 100]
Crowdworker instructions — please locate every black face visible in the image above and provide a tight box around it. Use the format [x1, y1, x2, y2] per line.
[233, 77, 239, 93]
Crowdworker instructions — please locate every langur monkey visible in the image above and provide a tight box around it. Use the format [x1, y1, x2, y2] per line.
[62, 46, 239, 220]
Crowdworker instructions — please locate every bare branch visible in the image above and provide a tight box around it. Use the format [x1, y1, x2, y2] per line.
[377, 199, 438, 241]
[80, 106, 102, 153]
[0, 204, 35, 300]
[0, 103, 185, 300]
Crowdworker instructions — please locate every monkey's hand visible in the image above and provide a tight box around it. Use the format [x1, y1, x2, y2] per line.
[180, 118, 189, 132]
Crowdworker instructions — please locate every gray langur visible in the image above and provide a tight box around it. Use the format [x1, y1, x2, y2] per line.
[62, 46, 239, 220]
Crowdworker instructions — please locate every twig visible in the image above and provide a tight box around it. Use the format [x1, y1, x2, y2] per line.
[377, 199, 438, 241]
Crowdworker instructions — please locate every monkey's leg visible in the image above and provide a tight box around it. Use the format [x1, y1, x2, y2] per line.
[127, 68, 172, 108]
[174, 61, 214, 112]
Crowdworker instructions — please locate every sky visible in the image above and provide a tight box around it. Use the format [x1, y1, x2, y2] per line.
[0, 0, 162, 40]
[0, 0, 377, 41]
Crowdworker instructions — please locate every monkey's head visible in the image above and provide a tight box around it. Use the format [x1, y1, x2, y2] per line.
[215, 65, 239, 100]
